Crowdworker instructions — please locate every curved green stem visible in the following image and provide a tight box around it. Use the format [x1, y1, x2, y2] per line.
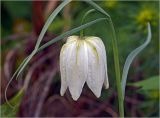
[80, 9, 96, 38]
[109, 18, 124, 117]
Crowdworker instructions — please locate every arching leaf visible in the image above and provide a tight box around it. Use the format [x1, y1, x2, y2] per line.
[121, 23, 152, 99]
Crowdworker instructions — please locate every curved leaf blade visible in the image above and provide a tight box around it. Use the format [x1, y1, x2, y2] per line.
[128, 75, 159, 99]
[34, 0, 71, 50]
[121, 23, 152, 99]
[14, 0, 71, 80]
[2, 89, 24, 114]
[129, 75, 159, 91]
[84, 0, 110, 18]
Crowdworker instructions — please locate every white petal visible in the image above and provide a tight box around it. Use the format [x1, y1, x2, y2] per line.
[60, 36, 79, 96]
[88, 37, 109, 89]
[85, 39, 104, 98]
[96, 38, 109, 89]
[66, 40, 87, 100]
[60, 44, 69, 96]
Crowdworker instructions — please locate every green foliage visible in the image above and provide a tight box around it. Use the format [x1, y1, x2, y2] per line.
[129, 76, 159, 99]
[0, 89, 24, 117]
[133, 76, 159, 90]
[129, 76, 159, 116]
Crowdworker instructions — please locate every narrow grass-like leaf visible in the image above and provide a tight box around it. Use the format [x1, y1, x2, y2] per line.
[121, 23, 152, 99]
[13, 0, 71, 80]
[10, 56, 28, 80]
[16, 50, 36, 80]
[4, 57, 28, 108]
[84, 0, 110, 18]
[34, 0, 71, 50]
[2, 89, 24, 115]
[15, 57, 29, 79]
[38, 18, 107, 52]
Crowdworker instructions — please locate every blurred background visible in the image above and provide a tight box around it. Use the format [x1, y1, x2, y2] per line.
[1, 0, 159, 117]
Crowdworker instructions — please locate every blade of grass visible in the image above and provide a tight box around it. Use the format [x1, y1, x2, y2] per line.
[2, 89, 24, 115]
[14, 0, 71, 79]
[84, 0, 110, 18]
[34, 0, 71, 50]
[121, 23, 152, 99]
[5, 57, 28, 108]
[16, 50, 36, 80]
[12, 56, 28, 80]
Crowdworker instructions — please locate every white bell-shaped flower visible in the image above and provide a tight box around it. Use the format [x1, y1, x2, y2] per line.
[60, 36, 109, 100]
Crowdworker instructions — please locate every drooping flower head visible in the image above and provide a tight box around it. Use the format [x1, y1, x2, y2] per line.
[60, 36, 109, 100]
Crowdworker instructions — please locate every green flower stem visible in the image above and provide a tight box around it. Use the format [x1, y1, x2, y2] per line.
[109, 18, 124, 117]
[80, 9, 96, 38]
